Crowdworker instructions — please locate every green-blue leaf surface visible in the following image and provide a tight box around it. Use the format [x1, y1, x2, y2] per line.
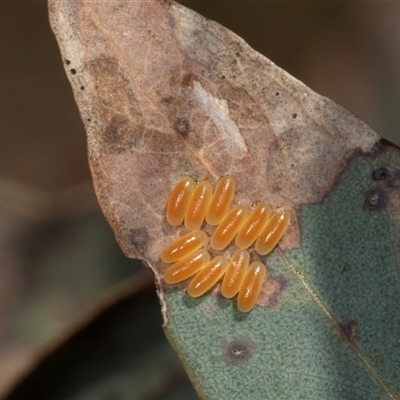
[165, 146, 400, 399]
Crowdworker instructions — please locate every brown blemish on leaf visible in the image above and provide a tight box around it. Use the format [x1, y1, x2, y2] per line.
[258, 273, 288, 309]
[49, 0, 381, 281]
[371, 167, 390, 181]
[339, 320, 358, 344]
[364, 188, 386, 211]
[173, 117, 190, 137]
[387, 169, 400, 189]
[369, 138, 392, 158]
[84, 57, 147, 153]
[129, 227, 150, 254]
[181, 72, 197, 88]
[329, 318, 360, 355]
[386, 171, 400, 221]
[226, 340, 252, 364]
[103, 115, 133, 151]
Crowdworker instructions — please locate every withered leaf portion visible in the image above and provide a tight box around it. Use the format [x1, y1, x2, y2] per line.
[48, 0, 380, 272]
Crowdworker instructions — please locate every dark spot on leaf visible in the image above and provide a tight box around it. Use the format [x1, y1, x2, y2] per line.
[174, 117, 190, 136]
[70, 68, 77, 75]
[181, 72, 196, 87]
[339, 320, 357, 344]
[102, 114, 135, 152]
[161, 96, 179, 108]
[340, 263, 350, 274]
[292, 113, 297, 119]
[387, 170, 400, 188]
[226, 340, 252, 364]
[369, 138, 392, 158]
[130, 227, 149, 252]
[364, 188, 386, 211]
[263, 274, 288, 308]
[65, 59, 71, 65]
[275, 92, 279, 96]
[161, 97, 170, 105]
[85, 57, 144, 152]
[376, 138, 391, 149]
[80, 86, 85, 90]
[104, 116, 123, 144]
[371, 167, 389, 181]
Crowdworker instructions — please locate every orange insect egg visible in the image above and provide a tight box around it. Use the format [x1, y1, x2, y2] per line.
[185, 180, 213, 231]
[206, 176, 236, 226]
[254, 208, 290, 256]
[210, 205, 249, 251]
[160, 230, 209, 263]
[235, 202, 271, 249]
[237, 261, 267, 313]
[166, 177, 196, 226]
[187, 255, 229, 297]
[220, 249, 250, 299]
[163, 249, 211, 284]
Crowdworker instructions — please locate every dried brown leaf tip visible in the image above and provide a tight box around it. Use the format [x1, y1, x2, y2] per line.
[161, 176, 290, 312]
[49, 0, 380, 282]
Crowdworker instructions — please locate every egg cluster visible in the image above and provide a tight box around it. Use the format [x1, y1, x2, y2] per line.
[161, 176, 290, 312]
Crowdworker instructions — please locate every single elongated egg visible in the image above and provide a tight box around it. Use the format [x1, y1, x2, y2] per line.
[160, 230, 209, 263]
[254, 209, 290, 256]
[206, 176, 236, 226]
[185, 180, 213, 231]
[210, 205, 248, 250]
[163, 249, 211, 284]
[187, 255, 228, 297]
[166, 177, 196, 226]
[237, 261, 267, 313]
[220, 249, 250, 298]
[235, 202, 271, 249]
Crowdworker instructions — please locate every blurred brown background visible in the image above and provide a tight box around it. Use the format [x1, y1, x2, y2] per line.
[1, 1, 400, 396]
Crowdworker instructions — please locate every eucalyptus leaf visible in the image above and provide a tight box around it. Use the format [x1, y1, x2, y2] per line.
[48, 1, 400, 398]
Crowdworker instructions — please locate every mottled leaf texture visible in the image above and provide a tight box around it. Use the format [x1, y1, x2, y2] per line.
[49, 1, 400, 399]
